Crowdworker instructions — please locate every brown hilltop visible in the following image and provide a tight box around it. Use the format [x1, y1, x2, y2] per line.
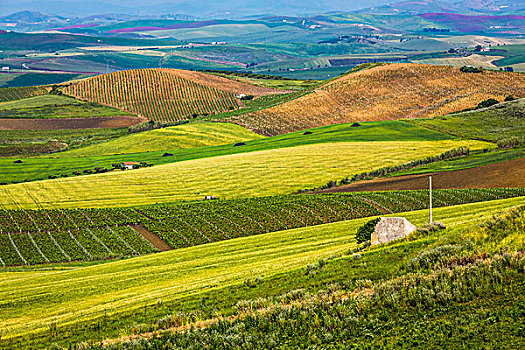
[227, 63, 525, 135]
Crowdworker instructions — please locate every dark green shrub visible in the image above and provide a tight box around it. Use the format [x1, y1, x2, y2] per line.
[504, 95, 516, 102]
[460, 66, 483, 73]
[477, 98, 499, 109]
[356, 218, 380, 244]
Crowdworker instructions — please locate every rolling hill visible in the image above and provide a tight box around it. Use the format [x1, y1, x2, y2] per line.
[226, 63, 525, 135]
[411, 97, 525, 142]
[63, 69, 287, 123]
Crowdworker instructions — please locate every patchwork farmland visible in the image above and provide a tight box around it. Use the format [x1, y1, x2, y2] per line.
[0, 41, 524, 349]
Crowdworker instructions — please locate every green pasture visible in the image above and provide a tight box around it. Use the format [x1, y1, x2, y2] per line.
[410, 98, 525, 143]
[0, 197, 522, 347]
[0, 139, 490, 209]
[61, 122, 264, 156]
[0, 94, 130, 119]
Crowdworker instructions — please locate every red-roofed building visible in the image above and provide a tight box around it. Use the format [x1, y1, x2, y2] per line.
[122, 162, 139, 170]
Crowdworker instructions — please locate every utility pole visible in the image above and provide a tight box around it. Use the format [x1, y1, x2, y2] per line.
[429, 175, 433, 223]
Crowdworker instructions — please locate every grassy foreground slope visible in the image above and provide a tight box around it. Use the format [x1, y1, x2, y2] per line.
[0, 140, 489, 209]
[410, 98, 525, 142]
[63, 69, 286, 123]
[0, 197, 522, 348]
[227, 63, 525, 135]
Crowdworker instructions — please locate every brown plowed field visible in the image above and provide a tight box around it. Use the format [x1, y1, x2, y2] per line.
[0, 116, 144, 130]
[318, 158, 525, 193]
[228, 63, 525, 135]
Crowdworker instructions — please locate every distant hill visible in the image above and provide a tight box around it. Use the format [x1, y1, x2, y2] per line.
[227, 63, 525, 135]
[0, 10, 67, 23]
[357, 0, 525, 15]
[63, 68, 286, 123]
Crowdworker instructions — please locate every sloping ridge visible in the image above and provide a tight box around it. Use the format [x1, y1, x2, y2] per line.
[227, 63, 525, 135]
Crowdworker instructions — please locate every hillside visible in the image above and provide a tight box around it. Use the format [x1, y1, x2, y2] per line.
[62, 122, 264, 156]
[63, 69, 286, 123]
[226, 63, 525, 135]
[1, 198, 522, 347]
[411, 97, 525, 142]
[0, 94, 131, 119]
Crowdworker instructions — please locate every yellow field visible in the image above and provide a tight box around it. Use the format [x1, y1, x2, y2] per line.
[61, 122, 264, 156]
[227, 63, 525, 135]
[0, 139, 490, 209]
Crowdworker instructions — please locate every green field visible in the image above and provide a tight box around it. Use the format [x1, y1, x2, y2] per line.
[0, 139, 490, 209]
[0, 121, 456, 183]
[62, 122, 264, 156]
[0, 197, 522, 348]
[410, 98, 525, 143]
[0, 94, 130, 119]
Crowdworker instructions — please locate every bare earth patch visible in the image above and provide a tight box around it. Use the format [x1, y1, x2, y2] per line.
[318, 158, 525, 192]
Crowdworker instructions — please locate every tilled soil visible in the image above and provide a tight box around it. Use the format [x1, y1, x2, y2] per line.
[318, 158, 525, 192]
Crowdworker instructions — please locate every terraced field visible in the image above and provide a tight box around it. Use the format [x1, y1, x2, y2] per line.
[0, 139, 490, 209]
[1, 197, 522, 348]
[227, 63, 525, 135]
[1, 188, 522, 267]
[63, 69, 286, 123]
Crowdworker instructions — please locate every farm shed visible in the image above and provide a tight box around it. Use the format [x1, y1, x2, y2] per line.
[122, 162, 139, 170]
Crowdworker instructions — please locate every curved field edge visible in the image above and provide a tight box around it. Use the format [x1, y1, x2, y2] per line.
[0, 140, 491, 209]
[61, 122, 265, 156]
[0, 197, 523, 344]
[0, 120, 456, 184]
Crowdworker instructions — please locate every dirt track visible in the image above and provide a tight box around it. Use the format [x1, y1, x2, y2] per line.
[0, 116, 144, 130]
[319, 158, 525, 193]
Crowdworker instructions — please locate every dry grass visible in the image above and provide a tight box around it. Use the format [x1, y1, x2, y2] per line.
[227, 63, 525, 135]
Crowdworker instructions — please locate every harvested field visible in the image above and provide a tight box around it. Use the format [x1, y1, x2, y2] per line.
[227, 63, 525, 135]
[0, 116, 144, 130]
[319, 158, 525, 192]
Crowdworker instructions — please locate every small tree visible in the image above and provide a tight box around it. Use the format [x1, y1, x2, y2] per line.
[356, 218, 381, 244]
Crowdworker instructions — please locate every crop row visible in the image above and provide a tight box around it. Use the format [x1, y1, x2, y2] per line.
[0, 188, 523, 266]
[63, 69, 240, 123]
